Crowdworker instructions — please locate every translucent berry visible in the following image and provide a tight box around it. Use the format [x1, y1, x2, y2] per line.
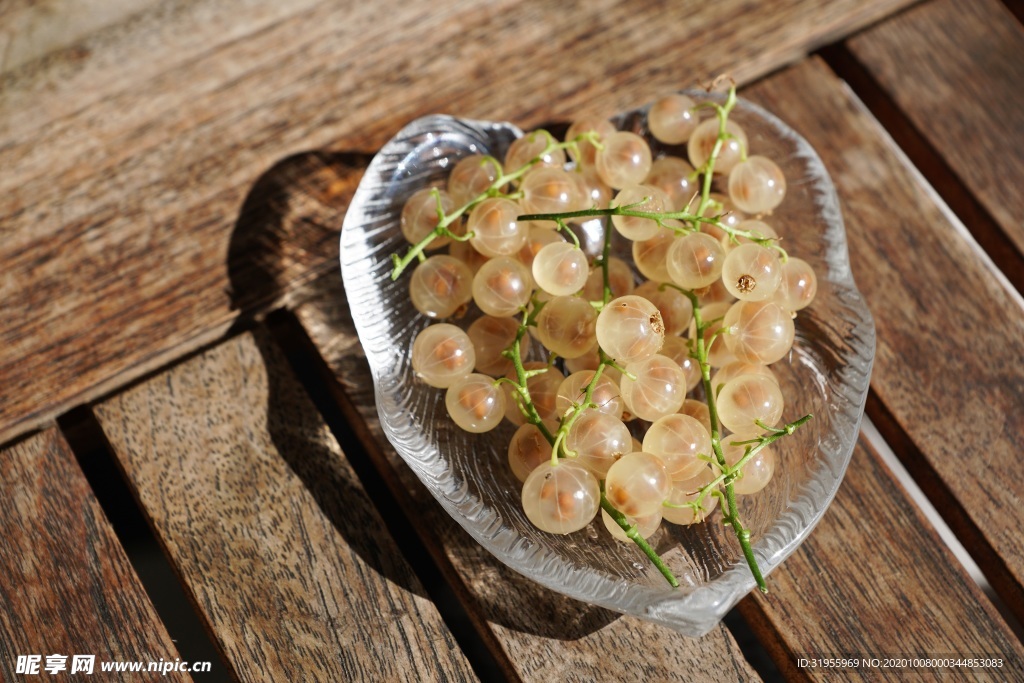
[774, 257, 818, 312]
[445, 373, 506, 433]
[401, 187, 455, 249]
[647, 94, 699, 144]
[662, 467, 719, 525]
[505, 130, 565, 172]
[596, 131, 653, 189]
[520, 167, 581, 215]
[411, 323, 476, 388]
[565, 410, 632, 477]
[595, 295, 665, 363]
[532, 242, 589, 296]
[666, 233, 725, 289]
[604, 452, 671, 517]
[533, 295, 597, 360]
[643, 413, 712, 481]
[472, 257, 532, 317]
[645, 155, 698, 211]
[410, 255, 473, 319]
[611, 185, 670, 241]
[556, 370, 623, 419]
[620, 354, 687, 422]
[566, 117, 617, 167]
[522, 460, 600, 534]
[722, 436, 776, 495]
[448, 154, 503, 208]
[687, 119, 747, 174]
[722, 299, 795, 365]
[508, 421, 557, 483]
[717, 374, 784, 434]
[467, 315, 522, 377]
[721, 243, 782, 302]
[728, 155, 786, 214]
[467, 197, 528, 257]
[602, 508, 662, 542]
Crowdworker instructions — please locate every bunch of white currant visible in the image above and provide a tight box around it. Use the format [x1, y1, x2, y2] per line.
[396, 90, 817, 579]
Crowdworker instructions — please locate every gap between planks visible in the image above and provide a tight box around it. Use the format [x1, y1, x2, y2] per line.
[818, 42, 1024, 295]
[263, 309, 513, 683]
[56, 407, 236, 681]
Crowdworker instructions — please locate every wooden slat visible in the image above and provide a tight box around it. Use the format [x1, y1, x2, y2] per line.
[742, 437, 1024, 680]
[294, 53, 1024, 677]
[0, 0, 916, 445]
[293, 274, 760, 681]
[845, 0, 1024, 261]
[0, 0, 158, 75]
[745, 56, 1024, 621]
[0, 429, 189, 682]
[93, 331, 477, 682]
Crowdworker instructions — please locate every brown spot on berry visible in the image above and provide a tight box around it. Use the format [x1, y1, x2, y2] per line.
[736, 274, 756, 293]
[649, 311, 665, 336]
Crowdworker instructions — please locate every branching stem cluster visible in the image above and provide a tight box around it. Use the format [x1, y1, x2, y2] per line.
[392, 83, 811, 591]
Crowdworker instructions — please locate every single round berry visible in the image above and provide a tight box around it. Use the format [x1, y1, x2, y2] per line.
[410, 255, 473, 319]
[687, 119, 747, 174]
[595, 295, 665, 364]
[411, 323, 476, 388]
[728, 155, 786, 214]
[721, 243, 782, 301]
[448, 154, 503, 207]
[401, 187, 455, 248]
[532, 242, 589, 296]
[445, 373, 506, 433]
[647, 94, 699, 144]
[596, 131, 653, 189]
[717, 374, 785, 434]
[604, 452, 671, 517]
[472, 257, 532, 317]
[522, 460, 601, 534]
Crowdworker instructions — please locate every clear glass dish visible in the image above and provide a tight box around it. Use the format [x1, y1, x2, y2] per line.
[340, 92, 875, 637]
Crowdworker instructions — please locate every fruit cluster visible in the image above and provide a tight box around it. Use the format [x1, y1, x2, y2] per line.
[393, 87, 814, 588]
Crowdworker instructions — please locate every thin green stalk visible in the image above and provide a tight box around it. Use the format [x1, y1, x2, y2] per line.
[518, 205, 784, 257]
[391, 132, 600, 279]
[601, 495, 679, 588]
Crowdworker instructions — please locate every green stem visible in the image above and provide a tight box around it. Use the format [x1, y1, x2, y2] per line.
[681, 288, 768, 592]
[391, 132, 599, 280]
[518, 206, 784, 257]
[505, 302, 555, 443]
[601, 495, 679, 588]
[695, 86, 737, 218]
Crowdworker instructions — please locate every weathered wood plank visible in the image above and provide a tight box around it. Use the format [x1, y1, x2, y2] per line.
[0, 0, 915, 444]
[846, 0, 1024, 262]
[0, 0, 158, 75]
[94, 331, 477, 683]
[745, 56, 1024, 619]
[292, 271, 759, 681]
[293, 52, 1024, 678]
[0, 429, 190, 682]
[741, 437, 1024, 681]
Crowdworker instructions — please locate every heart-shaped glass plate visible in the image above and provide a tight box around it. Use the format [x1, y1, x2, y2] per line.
[340, 92, 875, 636]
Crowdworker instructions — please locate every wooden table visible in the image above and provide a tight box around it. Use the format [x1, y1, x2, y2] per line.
[2, 0, 1023, 680]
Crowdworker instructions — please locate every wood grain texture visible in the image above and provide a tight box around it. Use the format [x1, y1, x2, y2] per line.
[745, 57, 1024, 617]
[293, 274, 760, 682]
[94, 331, 476, 683]
[0, 0, 915, 445]
[741, 437, 1024, 681]
[293, 53, 1024, 677]
[0, 429, 189, 682]
[846, 0, 1024, 260]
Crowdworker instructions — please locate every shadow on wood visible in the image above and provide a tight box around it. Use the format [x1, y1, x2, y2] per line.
[226, 150, 429, 600]
[226, 149, 372, 314]
[298, 268, 622, 640]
